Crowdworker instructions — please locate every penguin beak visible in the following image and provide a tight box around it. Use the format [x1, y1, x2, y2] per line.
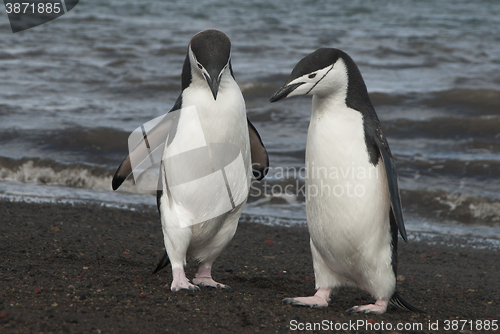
[269, 82, 304, 102]
[205, 72, 221, 100]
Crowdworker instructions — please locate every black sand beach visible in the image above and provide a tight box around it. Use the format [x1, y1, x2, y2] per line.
[1, 201, 498, 333]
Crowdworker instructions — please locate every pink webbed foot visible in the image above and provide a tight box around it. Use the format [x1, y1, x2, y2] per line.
[192, 277, 230, 289]
[170, 267, 200, 293]
[283, 288, 332, 308]
[192, 262, 230, 289]
[347, 299, 389, 314]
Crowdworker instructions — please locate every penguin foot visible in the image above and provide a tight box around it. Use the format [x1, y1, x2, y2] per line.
[193, 262, 230, 289]
[192, 277, 231, 289]
[170, 267, 200, 293]
[171, 284, 200, 293]
[170, 280, 200, 293]
[283, 288, 332, 308]
[282, 296, 329, 308]
[346, 299, 388, 314]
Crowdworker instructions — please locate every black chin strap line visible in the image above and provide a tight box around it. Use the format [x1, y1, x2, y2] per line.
[306, 64, 334, 95]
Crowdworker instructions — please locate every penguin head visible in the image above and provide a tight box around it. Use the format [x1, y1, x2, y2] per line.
[270, 48, 354, 102]
[188, 29, 232, 100]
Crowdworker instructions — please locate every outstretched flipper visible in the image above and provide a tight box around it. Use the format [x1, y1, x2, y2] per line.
[112, 155, 132, 190]
[112, 96, 183, 190]
[112, 114, 269, 190]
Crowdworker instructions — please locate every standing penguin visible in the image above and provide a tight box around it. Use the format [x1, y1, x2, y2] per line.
[112, 30, 268, 292]
[270, 48, 421, 314]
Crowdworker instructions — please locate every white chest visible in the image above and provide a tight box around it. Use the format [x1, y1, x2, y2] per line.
[306, 99, 373, 181]
[305, 98, 389, 241]
[181, 77, 248, 151]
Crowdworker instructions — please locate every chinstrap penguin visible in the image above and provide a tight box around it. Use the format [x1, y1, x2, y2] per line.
[270, 48, 422, 314]
[112, 29, 269, 292]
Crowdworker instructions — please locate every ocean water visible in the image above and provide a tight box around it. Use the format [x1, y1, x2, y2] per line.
[0, 0, 499, 248]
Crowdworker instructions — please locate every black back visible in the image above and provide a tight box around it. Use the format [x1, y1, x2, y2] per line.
[337, 49, 391, 166]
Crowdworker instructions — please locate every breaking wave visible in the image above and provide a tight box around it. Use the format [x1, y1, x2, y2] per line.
[0, 157, 156, 195]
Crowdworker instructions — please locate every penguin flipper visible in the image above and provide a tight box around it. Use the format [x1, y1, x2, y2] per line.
[111, 96, 184, 191]
[390, 291, 426, 313]
[373, 136, 408, 242]
[111, 128, 168, 191]
[152, 253, 170, 274]
[112, 155, 132, 190]
[247, 118, 269, 181]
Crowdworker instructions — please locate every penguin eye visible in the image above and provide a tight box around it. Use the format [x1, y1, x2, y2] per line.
[308, 73, 317, 79]
[197, 63, 203, 70]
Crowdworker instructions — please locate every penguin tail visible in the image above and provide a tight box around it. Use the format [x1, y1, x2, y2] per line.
[152, 253, 170, 274]
[390, 291, 426, 313]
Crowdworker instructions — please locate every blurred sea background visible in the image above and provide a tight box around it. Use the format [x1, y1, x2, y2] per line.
[0, 0, 499, 248]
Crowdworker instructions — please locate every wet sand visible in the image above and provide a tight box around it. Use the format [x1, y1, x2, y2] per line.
[0, 201, 498, 333]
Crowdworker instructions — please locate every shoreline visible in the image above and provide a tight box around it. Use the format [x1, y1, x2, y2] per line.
[1, 200, 499, 333]
[2, 192, 499, 251]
